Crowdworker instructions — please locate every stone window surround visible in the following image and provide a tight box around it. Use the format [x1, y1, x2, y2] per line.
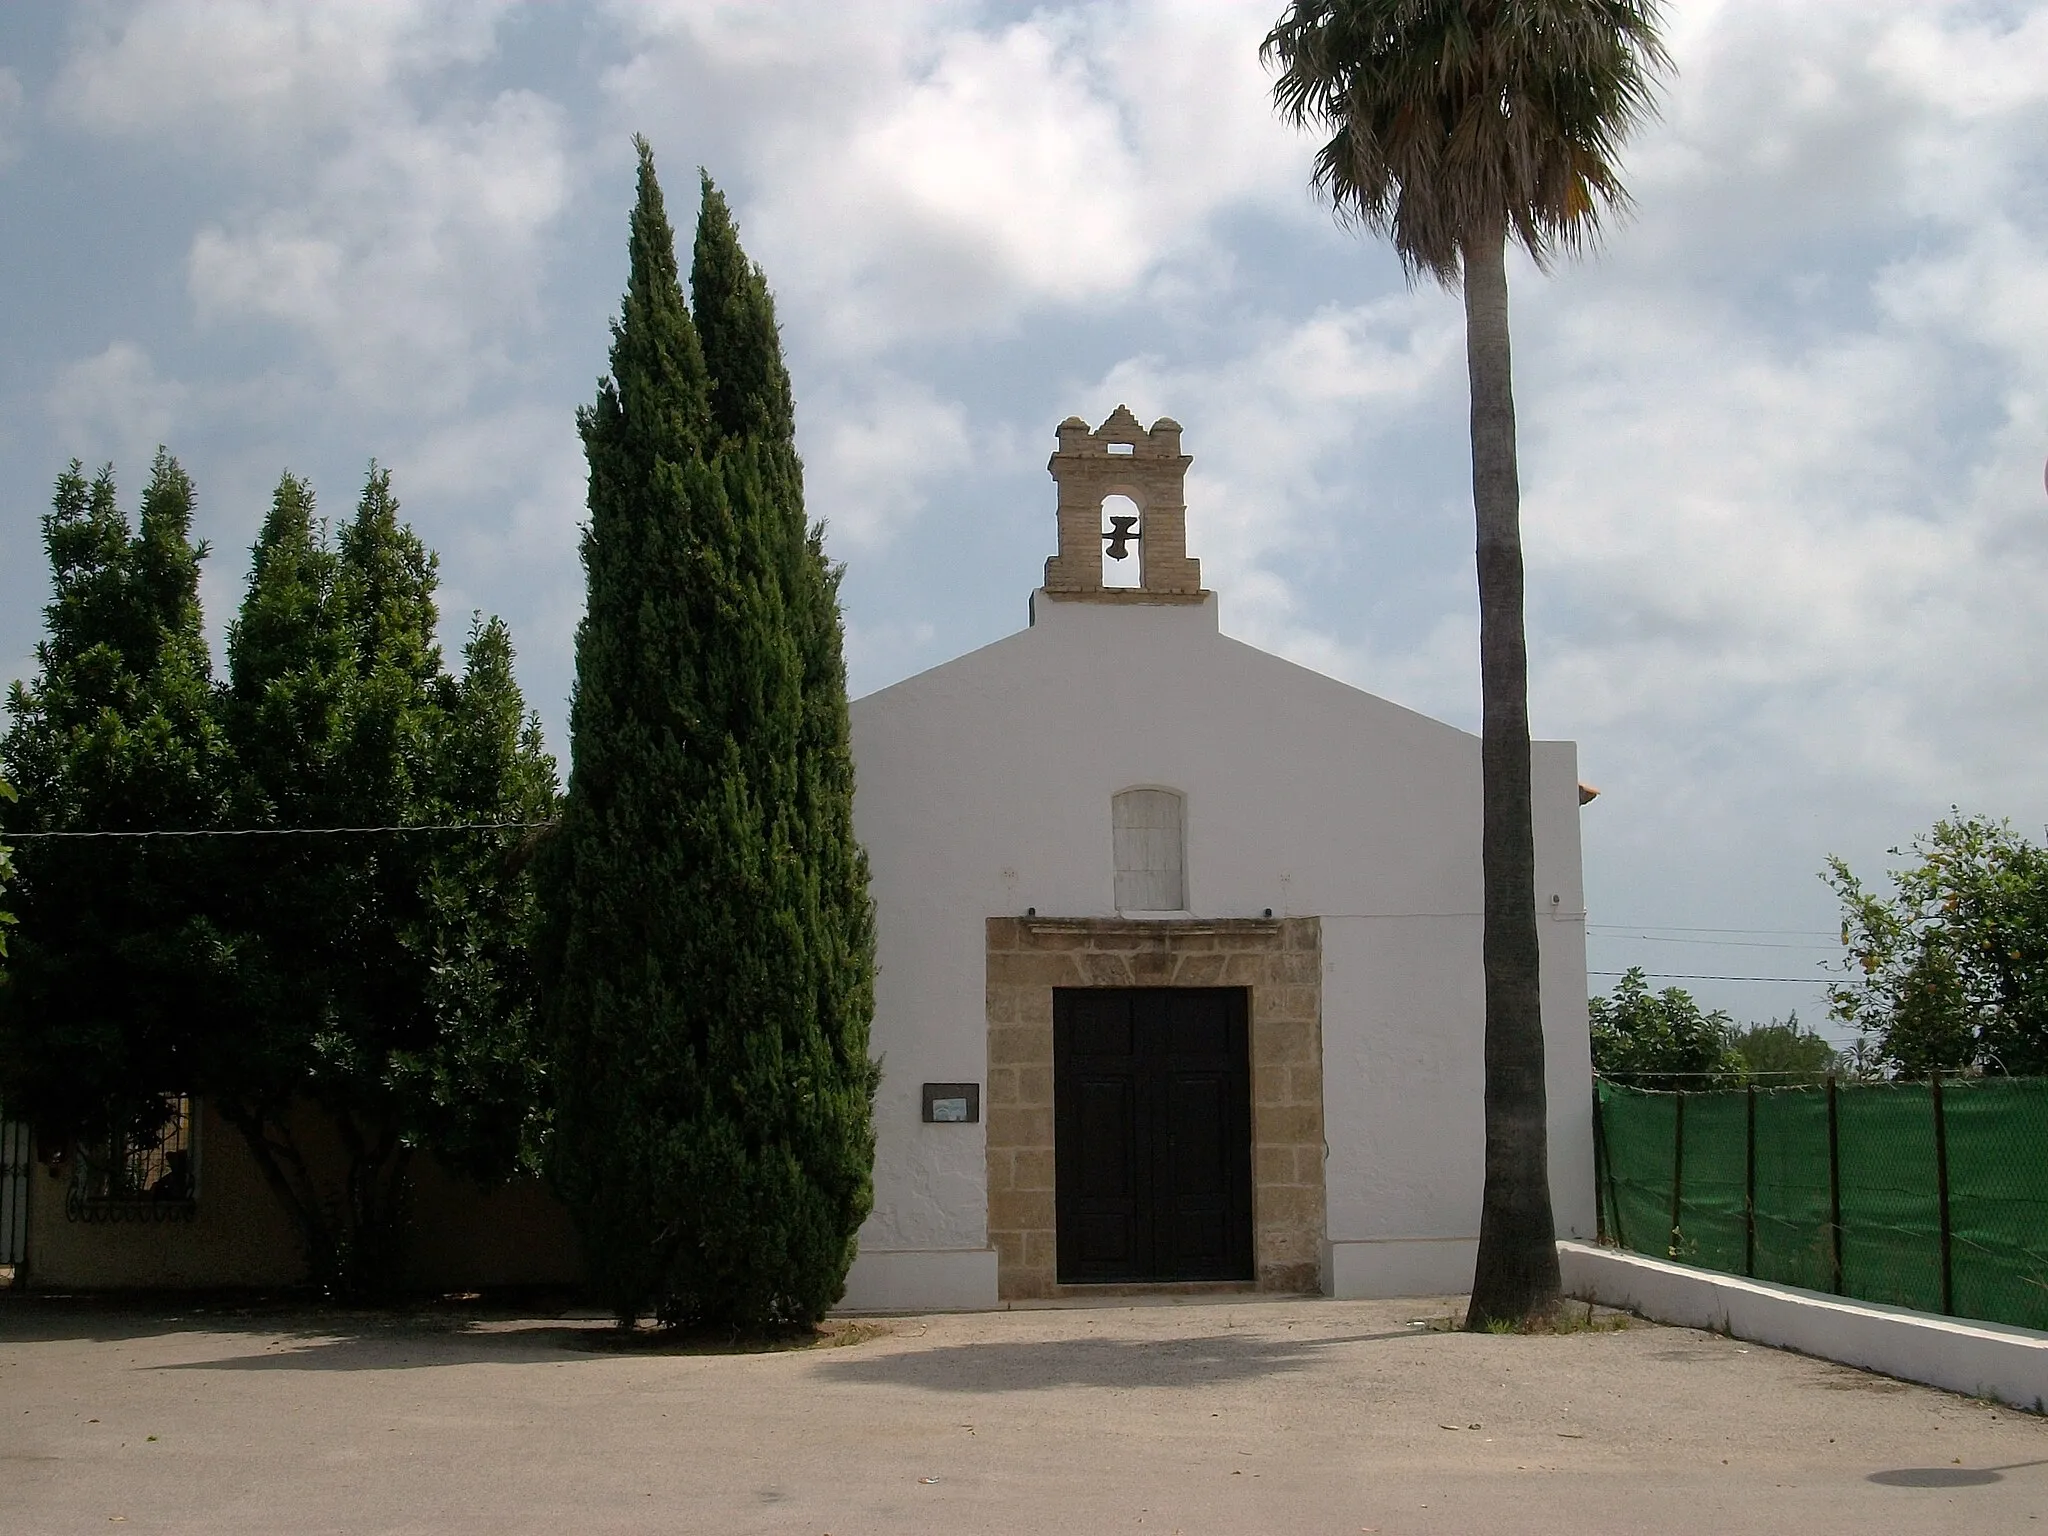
[984, 915, 1326, 1301]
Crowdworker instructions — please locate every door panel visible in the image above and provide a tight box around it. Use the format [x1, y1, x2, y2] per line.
[1074, 1079, 1136, 1198]
[1159, 989, 1233, 1058]
[1054, 988, 1253, 1284]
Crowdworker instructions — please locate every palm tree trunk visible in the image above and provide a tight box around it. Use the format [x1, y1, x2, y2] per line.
[1461, 216, 1562, 1329]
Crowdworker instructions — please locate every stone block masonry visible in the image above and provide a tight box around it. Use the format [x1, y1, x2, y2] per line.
[984, 916, 1326, 1301]
[1041, 406, 1202, 599]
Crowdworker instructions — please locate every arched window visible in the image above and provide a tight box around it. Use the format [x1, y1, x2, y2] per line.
[1113, 788, 1186, 912]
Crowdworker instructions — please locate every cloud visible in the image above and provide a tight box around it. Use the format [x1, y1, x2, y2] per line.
[52, 2, 569, 412]
[803, 376, 975, 549]
[394, 401, 585, 586]
[52, 0, 514, 156]
[186, 88, 570, 407]
[47, 343, 191, 468]
[1873, 4, 2048, 125]
[0, 67, 24, 168]
[1076, 294, 1471, 714]
[1512, 2, 2048, 810]
[389, 403, 589, 712]
[844, 613, 938, 694]
[1524, 291, 2009, 773]
[605, 0, 1309, 351]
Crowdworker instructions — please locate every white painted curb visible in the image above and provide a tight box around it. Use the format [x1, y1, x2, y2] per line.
[1559, 1239, 2048, 1410]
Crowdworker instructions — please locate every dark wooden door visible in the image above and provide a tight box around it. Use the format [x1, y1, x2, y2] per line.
[1053, 988, 1253, 1283]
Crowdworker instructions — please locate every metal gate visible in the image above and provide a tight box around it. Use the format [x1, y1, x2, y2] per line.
[1, 1112, 29, 1270]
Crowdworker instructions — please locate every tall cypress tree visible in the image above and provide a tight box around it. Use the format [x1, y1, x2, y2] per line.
[541, 143, 876, 1327]
[692, 173, 877, 1324]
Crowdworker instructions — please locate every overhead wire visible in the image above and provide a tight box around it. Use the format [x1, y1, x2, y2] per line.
[1588, 921, 1848, 984]
[0, 829, 1871, 991]
[1588, 923, 1840, 939]
[1596, 1068, 1844, 1080]
[1590, 934, 1837, 950]
[3, 821, 554, 840]
[1590, 970, 1834, 985]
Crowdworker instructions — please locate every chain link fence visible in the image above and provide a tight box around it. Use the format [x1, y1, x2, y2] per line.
[1596, 1075, 2048, 1331]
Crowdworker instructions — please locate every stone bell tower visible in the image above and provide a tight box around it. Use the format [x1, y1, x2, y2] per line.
[1042, 405, 1204, 601]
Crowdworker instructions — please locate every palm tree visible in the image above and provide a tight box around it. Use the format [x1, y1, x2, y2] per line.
[1264, 1, 1667, 1328]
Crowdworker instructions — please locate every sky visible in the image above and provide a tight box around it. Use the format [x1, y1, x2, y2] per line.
[3, 0, 2046, 1041]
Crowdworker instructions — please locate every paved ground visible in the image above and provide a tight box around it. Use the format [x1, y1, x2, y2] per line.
[3, 1293, 2046, 1534]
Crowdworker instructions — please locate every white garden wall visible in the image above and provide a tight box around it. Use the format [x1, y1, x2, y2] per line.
[1560, 1241, 2048, 1410]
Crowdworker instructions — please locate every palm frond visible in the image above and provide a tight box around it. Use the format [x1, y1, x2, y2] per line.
[1263, 0, 1670, 284]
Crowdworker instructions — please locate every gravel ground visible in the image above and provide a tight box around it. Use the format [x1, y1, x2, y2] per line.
[2, 1292, 2045, 1534]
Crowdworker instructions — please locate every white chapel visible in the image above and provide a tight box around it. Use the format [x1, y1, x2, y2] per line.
[839, 407, 1595, 1312]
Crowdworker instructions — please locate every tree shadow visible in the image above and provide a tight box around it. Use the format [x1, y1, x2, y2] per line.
[815, 1328, 1416, 1394]
[0, 1289, 583, 1344]
[1867, 1467, 2003, 1487]
[149, 1324, 606, 1371]
[148, 1318, 886, 1371]
[0, 1292, 608, 1366]
[1867, 1458, 2048, 1488]
[9, 1293, 1412, 1383]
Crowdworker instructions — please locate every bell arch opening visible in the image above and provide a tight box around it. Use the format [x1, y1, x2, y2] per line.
[1100, 494, 1142, 589]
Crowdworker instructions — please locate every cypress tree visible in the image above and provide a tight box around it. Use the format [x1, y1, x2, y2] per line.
[542, 143, 876, 1327]
[693, 173, 878, 1324]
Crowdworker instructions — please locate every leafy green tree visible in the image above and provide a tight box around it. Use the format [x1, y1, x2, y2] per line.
[1826, 815, 2048, 1077]
[217, 468, 558, 1292]
[0, 454, 235, 1149]
[3, 454, 555, 1291]
[1264, 0, 1668, 1326]
[1589, 968, 1742, 1090]
[399, 612, 560, 1183]
[0, 780, 16, 973]
[540, 143, 876, 1329]
[1725, 1014, 1840, 1086]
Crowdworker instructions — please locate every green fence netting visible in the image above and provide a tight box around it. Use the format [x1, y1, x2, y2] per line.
[1595, 1076, 2048, 1333]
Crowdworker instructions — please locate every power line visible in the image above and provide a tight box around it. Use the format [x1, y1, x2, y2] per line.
[1590, 934, 1838, 951]
[4, 821, 554, 841]
[1597, 1069, 1845, 1080]
[1591, 970, 1834, 985]
[1588, 923, 1839, 939]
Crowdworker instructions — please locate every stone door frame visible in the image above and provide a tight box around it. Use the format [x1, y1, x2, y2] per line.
[984, 916, 1325, 1300]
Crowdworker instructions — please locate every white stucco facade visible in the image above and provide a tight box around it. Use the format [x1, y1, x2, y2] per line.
[837, 410, 1594, 1312]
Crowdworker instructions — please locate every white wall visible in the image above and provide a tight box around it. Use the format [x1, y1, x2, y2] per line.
[1561, 1241, 2048, 1411]
[844, 590, 1592, 1308]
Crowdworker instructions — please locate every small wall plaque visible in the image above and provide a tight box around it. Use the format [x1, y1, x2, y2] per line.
[922, 1082, 981, 1124]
